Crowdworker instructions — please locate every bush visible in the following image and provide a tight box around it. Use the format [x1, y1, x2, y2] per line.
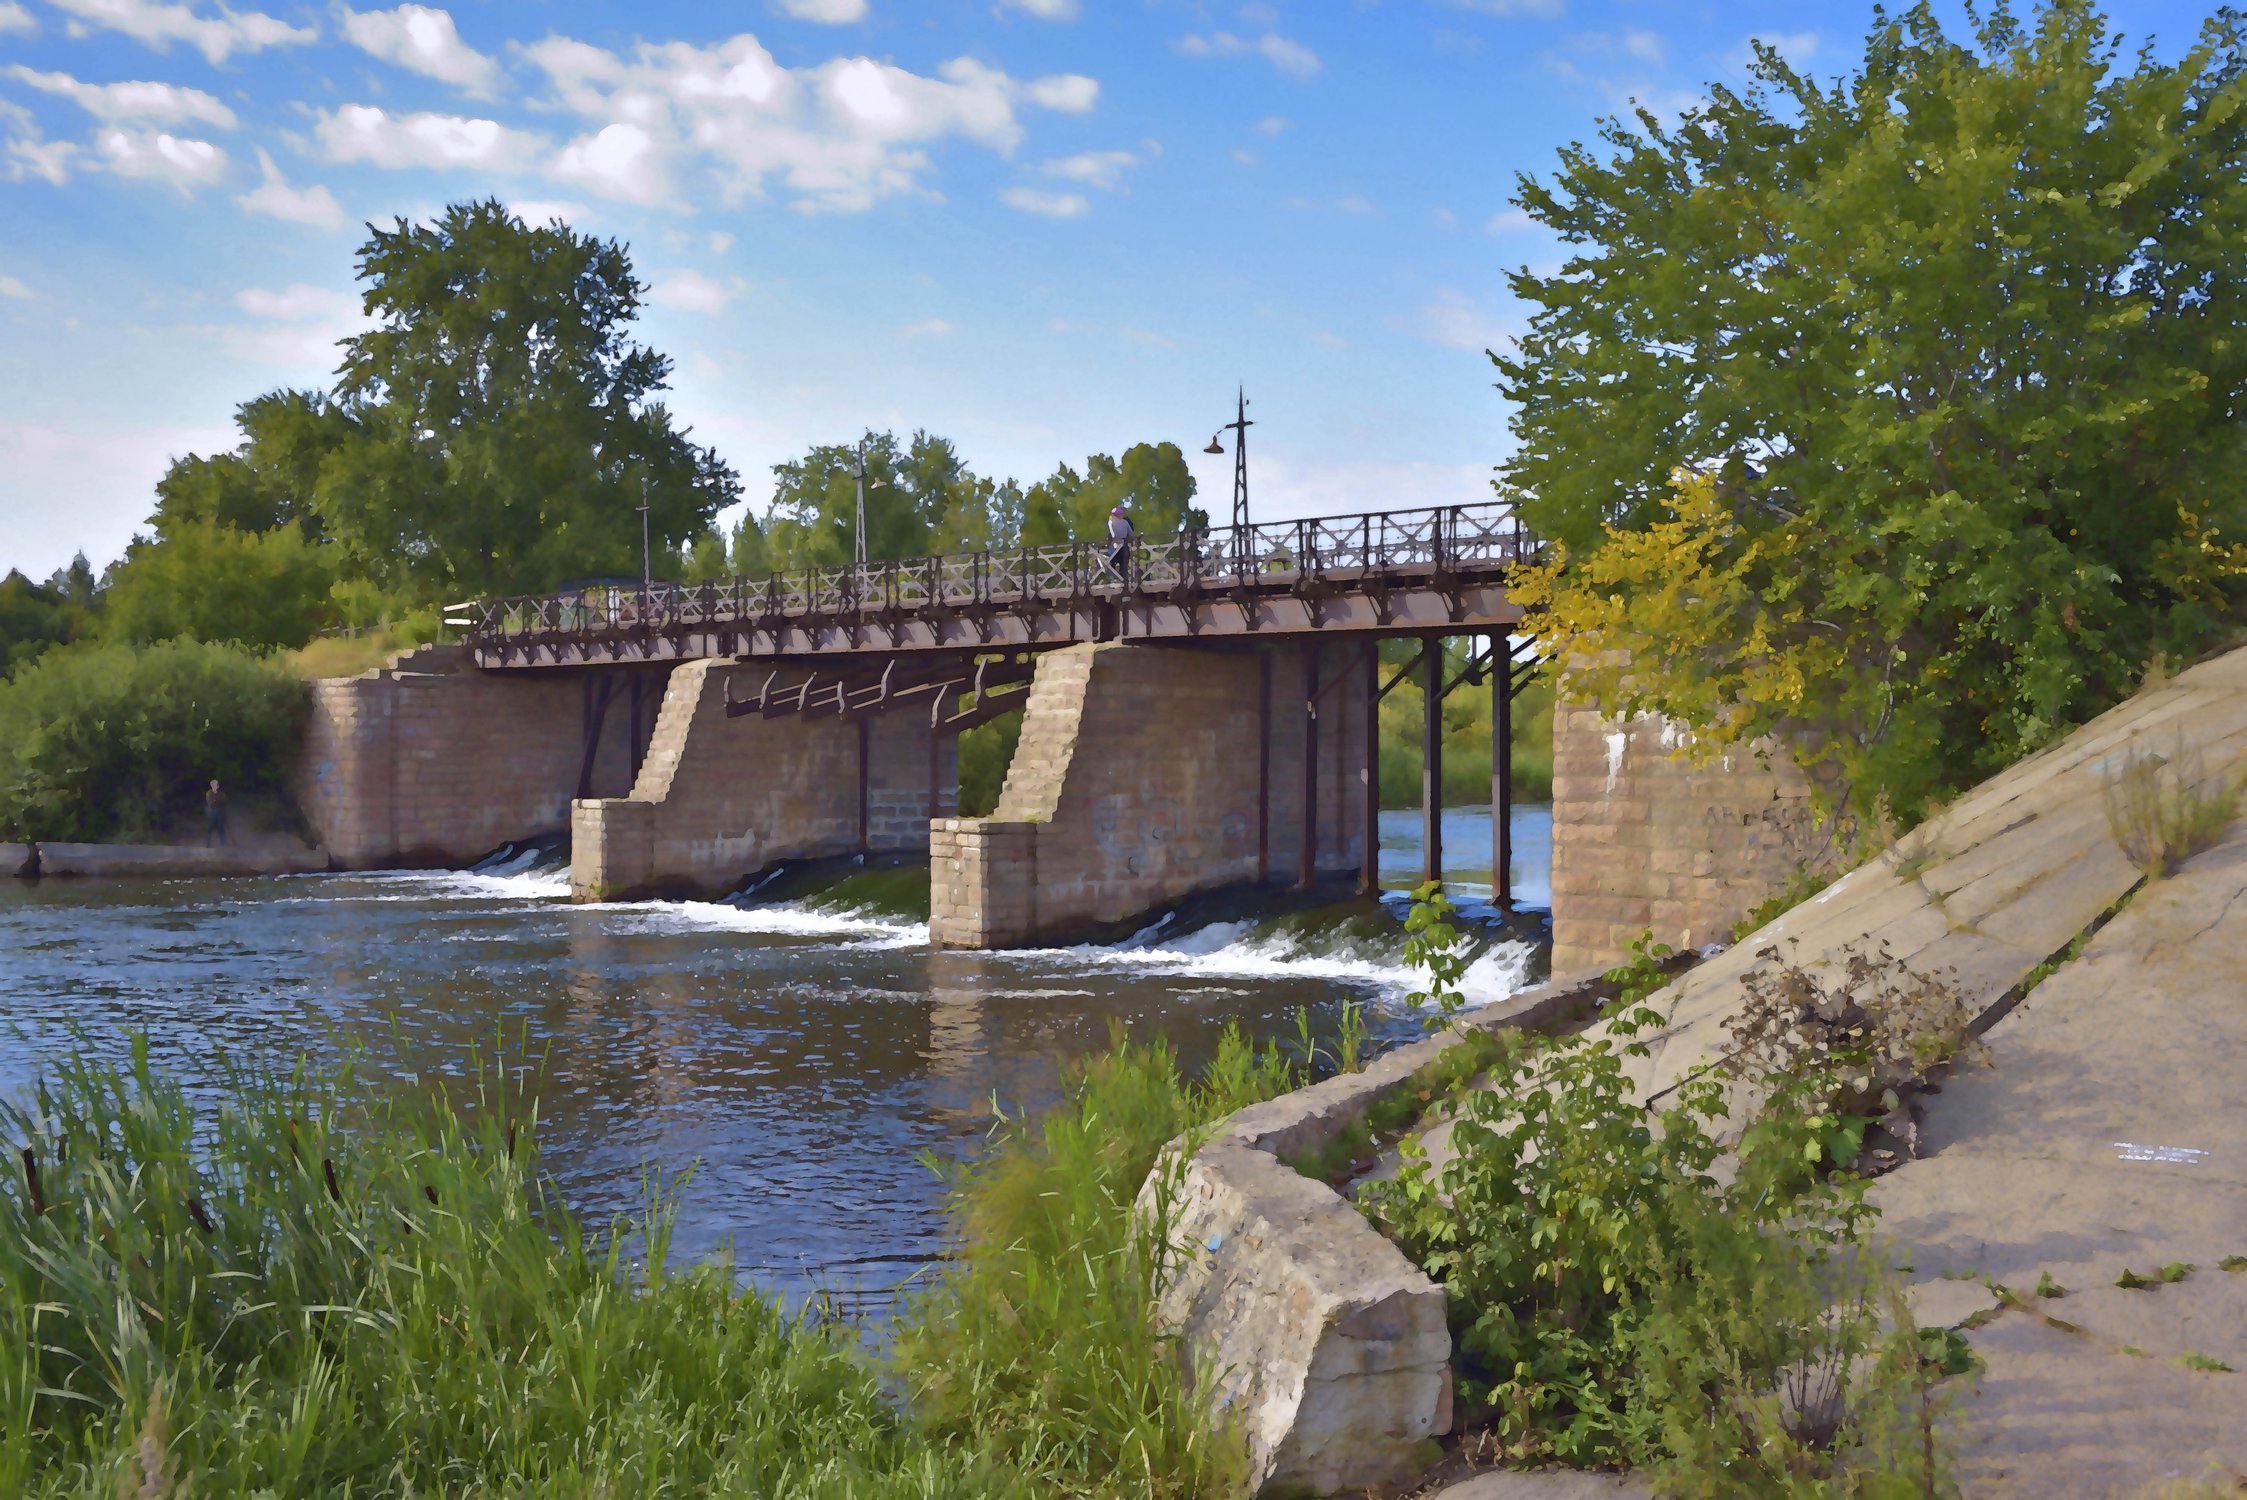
[957, 705, 1024, 817]
[1362, 908, 1959, 1490]
[99, 520, 337, 652]
[0, 639, 307, 841]
[0, 1036, 1016, 1497]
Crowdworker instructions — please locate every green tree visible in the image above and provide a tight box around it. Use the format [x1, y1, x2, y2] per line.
[1019, 443, 1206, 547]
[313, 200, 736, 597]
[151, 391, 355, 543]
[0, 570, 83, 678]
[1501, 2, 2247, 824]
[100, 520, 337, 651]
[761, 430, 996, 569]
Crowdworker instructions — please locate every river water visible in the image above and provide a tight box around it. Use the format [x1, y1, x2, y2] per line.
[0, 806, 1549, 1307]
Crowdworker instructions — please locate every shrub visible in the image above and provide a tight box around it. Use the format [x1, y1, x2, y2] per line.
[0, 639, 307, 841]
[1362, 904, 1959, 1490]
[99, 520, 337, 652]
[2102, 738, 2241, 878]
[0, 1036, 1017, 1498]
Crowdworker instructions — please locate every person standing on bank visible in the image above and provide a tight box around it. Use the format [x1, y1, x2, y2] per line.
[203, 779, 228, 847]
[1106, 504, 1135, 582]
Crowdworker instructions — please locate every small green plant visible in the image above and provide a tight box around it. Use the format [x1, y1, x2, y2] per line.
[2220, 1255, 2247, 1273]
[2034, 1271, 2067, 1299]
[2117, 1267, 2155, 1289]
[1728, 863, 1836, 942]
[2179, 1353, 2235, 1373]
[1917, 1326, 1978, 1378]
[1402, 880, 1470, 1025]
[2103, 737, 2241, 878]
[2120, 1344, 2150, 1358]
[2163, 1261, 2197, 1283]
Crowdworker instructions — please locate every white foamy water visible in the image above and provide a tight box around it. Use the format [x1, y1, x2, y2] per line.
[609, 896, 923, 947]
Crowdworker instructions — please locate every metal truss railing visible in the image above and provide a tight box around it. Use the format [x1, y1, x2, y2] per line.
[464, 500, 1539, 646]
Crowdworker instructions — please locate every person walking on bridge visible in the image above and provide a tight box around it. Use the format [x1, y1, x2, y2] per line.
[1105, 504, 1135, 583]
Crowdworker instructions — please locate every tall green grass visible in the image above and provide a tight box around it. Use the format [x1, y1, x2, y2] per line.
[893, 1020, 1349, 1499]
[0, 1037, 1019, 1498]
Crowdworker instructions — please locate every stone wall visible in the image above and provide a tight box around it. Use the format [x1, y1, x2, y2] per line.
[931, 639, 1372, 948]
[570, 659, 958, 902]
[292, 647, 643, 868]
[1549, 704, 1845, 974]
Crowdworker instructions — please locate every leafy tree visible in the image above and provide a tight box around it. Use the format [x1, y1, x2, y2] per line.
[100, 520, 337, 651]
[151, 392, 354, 543]
[0, 570, 82, 678]
[1019, 443, 1206, 547]
[760, 430, 1012, 569]
[1502, 2, 2247, 825]
[320, 201, 736, 597]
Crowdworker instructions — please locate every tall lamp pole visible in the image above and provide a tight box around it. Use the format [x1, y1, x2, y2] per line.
[1203, 388, 1253, 560]
[636, 477, 652, 594]
[849, 441, 888, 568]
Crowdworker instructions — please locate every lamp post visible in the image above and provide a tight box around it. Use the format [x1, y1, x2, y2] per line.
[636, 476, 652, 596]
[850, 441, 889, 568]
[1203, 388, 1253, 565]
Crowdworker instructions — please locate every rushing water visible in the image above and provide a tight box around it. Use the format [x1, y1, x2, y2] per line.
[0, 805, 1550, 1307]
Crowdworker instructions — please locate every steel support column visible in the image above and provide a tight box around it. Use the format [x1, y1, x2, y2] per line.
[1299, 641, 1321, 889]
[1257, 649, 1272, 883]
[1360, 640, 1380, 897]
[1494, 635, 1515, 908]
[856, 716, 871, 853]
[1421, 639, 1443, 888]
[627, 670, 647, 785]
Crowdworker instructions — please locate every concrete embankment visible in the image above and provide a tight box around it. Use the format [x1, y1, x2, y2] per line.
[1151, 642, 2247, 1498]
[12, 842, 331, 879]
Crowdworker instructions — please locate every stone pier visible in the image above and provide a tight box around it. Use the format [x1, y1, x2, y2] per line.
[292, 645, 646, 868]
[570, 659, 958, 902]
[1548, 705, 1845, 974]
[930, 640, 1372, 948]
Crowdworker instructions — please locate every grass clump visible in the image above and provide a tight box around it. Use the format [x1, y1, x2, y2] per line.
[1729, 864, 1837, 942]
[2102, 737, 2241, 878]
[893, 1022, 1334, 1499]
[1, 1035, 1015, 1498]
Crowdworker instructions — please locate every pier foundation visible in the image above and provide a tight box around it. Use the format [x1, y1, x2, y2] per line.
[930, 640, 1371, 949]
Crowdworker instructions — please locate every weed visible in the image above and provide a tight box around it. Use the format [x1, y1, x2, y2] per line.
[2117, 1267, 2155, 1289]
[2221, 1255, 2247, 1273]
[1917, 1327, 1978, 1378]
[2121, 1345, 2150, 1358]
[1728, 864, 1836, 942]
[2180, 1353, 2235, 1373]
[2163, 1261, 2196, 1284]
[2035, 1271, 2067, 1299]
[2102, 736, 2241, 878]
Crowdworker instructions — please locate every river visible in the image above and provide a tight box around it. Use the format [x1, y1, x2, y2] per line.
[0, 805, 1550, 1308]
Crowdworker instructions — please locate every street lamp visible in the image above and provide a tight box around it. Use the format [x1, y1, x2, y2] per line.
[636, 476, 652, 593]
[850, 441, 889, 568]
[1203, 387, 1253, 537]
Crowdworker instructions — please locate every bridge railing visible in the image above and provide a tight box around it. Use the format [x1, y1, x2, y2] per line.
[468, 499, 1537, 643]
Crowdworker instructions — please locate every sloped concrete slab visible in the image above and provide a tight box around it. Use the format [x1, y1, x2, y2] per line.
[34, 842, 329, 878]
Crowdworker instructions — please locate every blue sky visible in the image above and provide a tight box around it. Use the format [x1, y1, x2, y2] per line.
[0, 0, 2220, 577]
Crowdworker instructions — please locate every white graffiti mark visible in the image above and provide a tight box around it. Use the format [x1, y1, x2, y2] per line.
[1604, 731, 1628, 793]
[2113, 1142, 2210, 1165]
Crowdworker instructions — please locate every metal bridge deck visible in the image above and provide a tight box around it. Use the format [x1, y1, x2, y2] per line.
[462, 501, 1537, 669]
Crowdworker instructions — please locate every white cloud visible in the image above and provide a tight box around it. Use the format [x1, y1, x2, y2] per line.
[1000, 184, 1086, 217]
[1623, 28, 1664, 65]
[708, 230, 734, 253]
[44, 0, 315, 65]
[1229, 146, 1257, 166]
[1253, 114, 1290, 135]
[774, 0, 867, 20]
[552, 121, 668, 204]
[0, 3, 37, 35]
[237, 147, 345, 227]
[340, 5, 500, 96]
[4, 66, 238, 128]
[1176, 31, 1320, 80]
[1311, 329, 1348, 349]
[95, 126, 227, 191]
[0, 272, 32, 298]
[1041, 147, 1135, 190]
[1430, 206, 1459, 230]
[520, 32, 1100, 213]
[314, 103, 544, 171]
[1335, 192, 1373, 214]
[1445, 0, 1566, 16]
[647, 268, 733, 313]
[999, 0, 1077, 17]
[506, 197, 585, 225]
[1415, 286, 1516, 352]
[4, 123, 77, 184]
[235, 282, 358, 320]
[1484, 207, 1531, 235]
[899, 317, 953, 336]
[1119, 326, 1174, 348]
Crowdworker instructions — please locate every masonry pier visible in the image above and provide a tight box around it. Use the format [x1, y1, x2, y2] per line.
[571, 659, 959, 902]
[929, 641, 1374, 948]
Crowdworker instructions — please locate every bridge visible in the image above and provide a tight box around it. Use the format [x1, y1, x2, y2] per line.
[297, 503, 1538, 950]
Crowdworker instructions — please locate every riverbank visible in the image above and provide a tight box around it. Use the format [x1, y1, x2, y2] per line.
[7, 839, 329, 879]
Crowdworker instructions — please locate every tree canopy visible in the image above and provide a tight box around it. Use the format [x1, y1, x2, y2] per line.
[1503, 0, 2247, 825]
